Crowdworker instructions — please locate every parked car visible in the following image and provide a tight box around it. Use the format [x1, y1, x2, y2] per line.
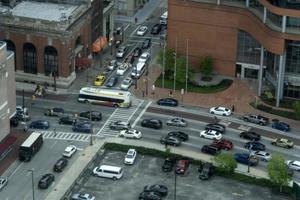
[205, 123, 225, 134]
[116, 46, 128, 58]
[62, 145, 77, 158]
[138, 52, 150, 63]
[16, 105, 28, 115]
[0, 177, 8, 191]
[167, 131, 188, 141]
[200, 130, 222, 140]
[271, 138, 294, 149]
[38, 173, 55, 189]
[166, 117, 187, 127]
[94, 74, 106, 86]
[201, 145, 220, 155]
[108, 59, 118, 70]
[136, 25, 148, 36]
[142, 38, 151, 49]
[124, 148, 137, 165]
[15, 111, 31, 122]
[162, 157, 176, 172]
[175, 159, 190, 174]
[234, 153, 259, 166]
[138, 191, 161, 200]
[79, 111, 102, 121]
[286, 160, 300, 171]
[272, 121, 290, 132]
[141, 119, 162, 129]
[44, 107, 64, 116]
[71, 192, 96, 200]
[211, 139, 233, 151]
[239, 131, 261, 141]
[58, 116, 77, 125]
[119, 129, 142, 139]
[106, 76, 119, 87]
[72, 122, 92, 133]
[209, 106, 231, 116]
[120, 77, 133, 90]
[244, 141, 266, 151]
[53, 157, 68, 172]
[198, 162, 214, 180]
[250, 151, 272, 162]
[29, 120, 50, 129]
[116, 63, 130, 76]
[157, 98, 178, 107]
[151, 24, 162, 34]
[133, 47, 142, 57]
[160, 136, 181, 146]
[144, 184, 168, 196]
[109, 121, 131, 130]
[242, 114, 269, 126]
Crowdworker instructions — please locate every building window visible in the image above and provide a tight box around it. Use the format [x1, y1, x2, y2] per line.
[23, 43, 37, 74]
[286, 41, 300, 74]
[44, 46, 58, 77]
[4, 40, 16, 71]
[237, 31, 261, 65]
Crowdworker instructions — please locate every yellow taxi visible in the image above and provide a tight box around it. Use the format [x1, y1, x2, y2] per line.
[94, 74, 106, 86]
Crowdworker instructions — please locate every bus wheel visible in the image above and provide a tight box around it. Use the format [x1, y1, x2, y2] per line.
[84, 100, 89, 104]
[113, 104, 119, 108]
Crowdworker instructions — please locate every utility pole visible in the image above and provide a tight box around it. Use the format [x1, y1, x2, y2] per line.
[185, 38, 189, 93]
[173, 37, 178, 92]
[174, 163, 177, 200]
[22, 89, 25, 110]
[28, 169, 35, 200]
[162, 42, 166, 89]
[89, 102, 93, 146]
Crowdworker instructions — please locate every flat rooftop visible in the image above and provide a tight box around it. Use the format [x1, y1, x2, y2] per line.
[11, 1, 78, 22]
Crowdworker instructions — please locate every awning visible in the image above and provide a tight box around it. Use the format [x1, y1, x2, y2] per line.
[75, 57, 92, 66]
[0, 135, 17, 160]
[92, 37, 108, 53]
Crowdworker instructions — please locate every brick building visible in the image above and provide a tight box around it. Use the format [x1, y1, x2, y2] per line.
[168, 0, 300, 106]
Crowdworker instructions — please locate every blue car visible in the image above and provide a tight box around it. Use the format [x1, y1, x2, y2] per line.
[72, 122, 92, 133]
[234, 153, 259, 166]
[272, 121, 290, 132]
[244, 141, 265, 151]
[29, 120, 50, 129]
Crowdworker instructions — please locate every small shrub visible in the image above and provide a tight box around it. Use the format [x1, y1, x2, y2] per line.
[256, 104, 273, 112]
[201, 76, 212, 82]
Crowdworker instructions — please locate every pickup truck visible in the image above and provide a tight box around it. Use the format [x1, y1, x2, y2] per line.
[242, 114, 269, 126]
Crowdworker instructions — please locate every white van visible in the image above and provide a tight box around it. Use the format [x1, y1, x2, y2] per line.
[93, 165, 123, 180]
[160, 11, 168, 25]
[131, 62, 146, 78]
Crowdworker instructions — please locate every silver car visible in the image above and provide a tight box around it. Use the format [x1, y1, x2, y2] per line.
[0, 177, 8, 191]
[120, 77, 133, 90]
[250, 151, 272, 162]
[71, 192, 96, 200]
[166, 117, 187, 127]
[116, 46, 127, 58]
[109, 121, 131, 130]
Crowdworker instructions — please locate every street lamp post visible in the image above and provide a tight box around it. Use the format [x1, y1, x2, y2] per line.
[174, 163, 177, 200]
[28, 169, 35, 200]
[247, 143, 253, 173]
[89, 102, 93, 146]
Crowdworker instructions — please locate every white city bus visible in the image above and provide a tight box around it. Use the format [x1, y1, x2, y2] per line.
[160, 11, 168, 25]
[78, 87, 132, 108]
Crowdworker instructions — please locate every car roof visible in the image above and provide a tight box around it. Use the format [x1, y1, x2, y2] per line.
[65, 145, 75, 151]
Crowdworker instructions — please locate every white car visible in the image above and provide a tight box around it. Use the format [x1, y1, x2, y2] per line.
[116, 63, 130, 76]
[200, 130, 222, 140]
[16, 105, 28, 114]
[116, 46, 127, 58]
[136, 26, 148, 36]
[124, 149, 137, 165]
[120, 77, 133, 90]
[108, 59, 118, 70]
[209, 106, 231, 116]
[286, 160, 300, 171]
[138, 52, 150, 63]
[119, 129, 142, 139]
[62, 145, 77, 158]
[166, 117, 187, 127]
[0, 177, 8, 191]
[250, 151, 272, 162]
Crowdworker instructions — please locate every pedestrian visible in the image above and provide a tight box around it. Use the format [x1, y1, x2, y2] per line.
[214, 116, 218, 124]
[169, 90, 173, 98]
[134, 17, 138, 23]
[53, 128, 57, 137]
[232, 105, 235, 112]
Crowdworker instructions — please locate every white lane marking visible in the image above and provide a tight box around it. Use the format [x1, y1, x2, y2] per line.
[8, 162, 23, 179]
[50, 140, 58, 149]
[130, 25, 141, 37]
[124, 24, 131, 31]
[132, 101, 152, 128]
[97, 109, 118, 135]
[128, 100, 144, 121]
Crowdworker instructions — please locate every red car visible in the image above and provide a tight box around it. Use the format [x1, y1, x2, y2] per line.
[175, 160, 190, 174]
[211, 139, 233, 151]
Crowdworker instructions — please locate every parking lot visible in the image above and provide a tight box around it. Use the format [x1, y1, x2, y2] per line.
[70, 151, 291, 200]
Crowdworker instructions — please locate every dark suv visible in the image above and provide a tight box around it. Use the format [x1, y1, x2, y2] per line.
[201, 145, 220, 156]
[162, 157, 176, 172]
[198, 162, 214, 180]
[239, 131, 261, 141]
[205, 123, 226, 134]
[244, 141, 266, 151]
[38, 174, 55, 189]
[53, 158, 68, 172]
[141, 119, 162, 129]
[44, 107, 64, 117]
[79, 111, 102, 121]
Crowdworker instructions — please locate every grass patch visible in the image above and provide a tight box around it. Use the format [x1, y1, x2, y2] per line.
[154, 75, 233, 93]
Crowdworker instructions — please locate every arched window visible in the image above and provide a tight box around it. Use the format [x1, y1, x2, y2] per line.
[44, 46, 58, 76]
[4, 40, 16, 71]
[23, 43, 37, 74]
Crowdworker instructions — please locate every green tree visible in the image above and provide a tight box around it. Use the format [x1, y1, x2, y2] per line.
[200, 56, 213, 77]
[157, 48, 175, 74]
[293, 101, 300, 120]
[267, 154, 291, 192]
[213, 153, 237, 173]
[175, 56, 194, 84]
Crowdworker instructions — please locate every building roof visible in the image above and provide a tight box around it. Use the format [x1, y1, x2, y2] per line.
[11, 2, 78, 22]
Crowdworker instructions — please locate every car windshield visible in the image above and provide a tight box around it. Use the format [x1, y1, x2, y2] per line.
[126, 154, 134, 158]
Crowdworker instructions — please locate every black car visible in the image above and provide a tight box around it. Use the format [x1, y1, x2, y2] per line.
[29, 120, 50, 129]
[160, 136, 181, 146]
[151, 24, 162, 35]
[15, 111, 31, 122]
[79, 111, 102, 121]
[244, 141, 266, 151]
[198, 162, 214, 180]
[142, 38, 151, 49]
[162, 157, 176, 172]
[205, 123, 226, 134]
[141, 119, 162, 129]
[201, 145, 221, 156]
[44, 107, 65, 116]
[58, 116, 77, 125]
[106, 76, 118, 87]
[239, 131, 261, 141]
[139, 191, 161, 200]
[10, 116, 19, 127]
[144, 184, 168, 196]
[133, 47, 142, 57]
[157, 98, 178, 107]
[53, 158, 68, 172]
[38, 173, 55, 189]
[167, 131, 188, 141]
[72, 122, 92, 133]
